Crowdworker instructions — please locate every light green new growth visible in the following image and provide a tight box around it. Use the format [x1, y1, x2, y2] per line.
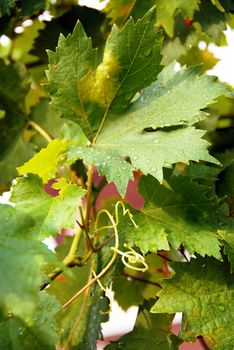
[11, 175, 86, 240]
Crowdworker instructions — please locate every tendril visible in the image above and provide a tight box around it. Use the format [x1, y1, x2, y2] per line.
[62, 201, 140, 309]
[92, 270, 113, 315]
[111, 243, 148, 272]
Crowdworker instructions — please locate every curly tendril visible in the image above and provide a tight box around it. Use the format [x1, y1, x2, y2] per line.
[63, 201, 143, 309]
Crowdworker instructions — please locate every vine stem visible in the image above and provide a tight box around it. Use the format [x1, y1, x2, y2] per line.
[122, 272, 162, 288]
[40, 226, 84, 290]
[63, 260, 95, 350]
[85, 163, 94, 233]
[28, 120, 53, 142]
[62, 209, 119, 309]
[63, 225, 83, 266]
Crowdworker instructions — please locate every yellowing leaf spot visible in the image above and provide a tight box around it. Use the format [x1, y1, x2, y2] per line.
[79, 49, 120, 108]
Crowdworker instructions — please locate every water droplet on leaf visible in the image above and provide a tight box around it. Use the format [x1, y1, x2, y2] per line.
[125, 92, 134, 101]
[143, 47, 152, 56]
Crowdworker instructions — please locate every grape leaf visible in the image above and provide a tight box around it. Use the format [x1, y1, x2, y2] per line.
[155, 0, 200, 37]
[0, 133, 35, 190]
[194, 0, 227, 44]
[106, 301, 179, 349]
[17, 0, 48, 17]
[17, 139, 70, 183]
[0, 59, 33, 187]
[0, 204, 58, 323]
[104, 0, 137, 25]
[0, 292, 60, 350]
[48, 237, 109, 349]
[45, 8, 163, 140]
[68, 146, 134, 196]
[28, 99, 65, 149]
[68, 62, 231, 195]
[217, 216, 234, 270]
[152, 257, 234, 349]
[124, 174, 222, 258]
[11, 175, 86, 240]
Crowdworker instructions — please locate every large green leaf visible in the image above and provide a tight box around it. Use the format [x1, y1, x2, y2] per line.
[124, 174, 222, 258]
[0, 205, 58, 323]
[106, 301, 179, 349]
[0, 292, 60, 350]
[45, 8, 163, 140]
[68, 62, 231, 195]
[11, 175, 86, 240]
[152, 257, 234, 349]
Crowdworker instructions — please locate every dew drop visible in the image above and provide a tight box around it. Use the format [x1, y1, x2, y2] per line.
[143, 47, 152, 56]
[125, 92, 134, 101]
[146, 160, 151, 164]
[154, 140, 159, 144]
[219, 305, 225, 311]
[152, 167, 157, 172]
[18, 327, 25, 336]
[193, 116, 200, 123]
[133, 155, 138, 160]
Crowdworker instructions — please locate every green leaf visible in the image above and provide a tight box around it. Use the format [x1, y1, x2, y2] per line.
[155, 0, 200, 37]
[0, 133, 35, 190]
[152, 257, 234, 349]
[45, 8, 163, 140]
[0, 59, 32, 187]
[11, 19, 45, 63]
[0, 204, 58, 323]
[112, 255, 163, 310]
[28, 99, 65, 149]
[0, 292, 60, 350]
[68, 62, 231, 195]
[17, 139, 70, 183]
[106, 301, 179, 349]
[17, 0, 48, 17]
[125, 174, 222, 257]
[11, 175, 86, 240]
[194, 0, 227, 44]
[48, 237, 109, 349]
[104, 0, 136, 26]
[68, 146, 134, 196]
[217, 216, 234, 270]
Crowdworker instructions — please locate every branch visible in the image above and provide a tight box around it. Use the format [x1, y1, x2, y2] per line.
[28, 120, 53, 143]
[122, 272, 162, 288]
